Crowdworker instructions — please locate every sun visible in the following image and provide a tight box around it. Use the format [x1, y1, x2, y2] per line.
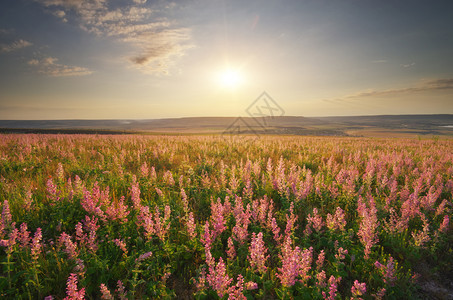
[218, 68, 244, 89]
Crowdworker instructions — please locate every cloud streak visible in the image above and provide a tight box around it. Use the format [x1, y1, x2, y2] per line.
[35, 0, 192, 75]
[28, 57, 93, 77]
[0, 39, 32, 53]
[325, 78, 453, 102]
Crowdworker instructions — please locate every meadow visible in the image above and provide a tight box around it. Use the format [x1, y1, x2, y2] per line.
[0, 134, 451, 299]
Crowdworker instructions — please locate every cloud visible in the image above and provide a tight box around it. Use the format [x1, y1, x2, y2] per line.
[401, 62, 415, 68]
[372, 60, 387, 63]
[34, 0, 192, 75]
[28, 56, 93, 77]
[0, 39, 32, 53]
[326, 78, 453, 102]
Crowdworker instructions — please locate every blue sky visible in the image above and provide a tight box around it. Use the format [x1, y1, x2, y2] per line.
[1, 0, 452, 119]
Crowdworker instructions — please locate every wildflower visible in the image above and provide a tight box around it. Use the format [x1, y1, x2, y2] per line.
[136, 251, 153, 263]
[439, 215, 449, 233]
[130, 176, 141, 209]
[316, 250, 325, 271]
[322, 275, 341, 300]
[18, 222, 31, 248]
[375, 256, 397, 286]
[284, 202, 298, 237]
[116, 280, 127, 300]
[248, 232, 269, 274]
[207, 257, 233, 298]
[304, 207, 324, 236]
[357, 195, 379, 259]
[276, 236, 313, 286]
[412, 214, 430, 247]
[316, 270, 326, 288]
[63, 273, 85, 300]
[100, 284, 113, 300]
[244, 281, 258, 290]
[227, 236, 236, 260]
[140, 162, 149, 177]
[186, 212, 197, 239]
[351, 280, 366, 299]
[31, 228, 42, 261]
[326, 207, 347, 231]
[228, 274, 246, 300]
[113, 238, 128, 254]
[335, 247, 348, 262]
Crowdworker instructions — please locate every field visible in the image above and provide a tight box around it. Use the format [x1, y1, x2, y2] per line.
[0, 134, 452, 299]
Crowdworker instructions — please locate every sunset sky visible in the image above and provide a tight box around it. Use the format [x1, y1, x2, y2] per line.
[1, 0, 453, 120]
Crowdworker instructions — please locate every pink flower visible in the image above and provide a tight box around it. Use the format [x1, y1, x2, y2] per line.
[136, 251, 153, 263]
[211, 197, 226, 239]
[31, 228, 42, 261]
[116, 280, 127, 300]
[316, 250, 325, 271]
[326, 207, 347, 231]
[58, 232, 78, 260]
[276, 236, 313, 286]
[113, 239, 127, 254]
[228, 274, 246, 300]
[100, 284, 113, 300]
[186, 212, 197, 239]
[18, 222, 31, 248]
[245, 281, 258, 290]
[322, 275, 341, 300]
[227, 236, 236, 261]
[207, 257, 233, 298]
[248, 232, 269, 274]
[351, 280, 366, 299]
[63, 273, 85, 300]
[375, 256, 397, 286]
[304, 207, 324, 236]
[357, 195, 379, 259]
[439, 215, 449, 233]
[130, 176, 141, 209]
[284, 202, 298, 237]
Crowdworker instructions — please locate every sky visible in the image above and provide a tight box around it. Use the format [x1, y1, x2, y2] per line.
[0, 0, 452, 120]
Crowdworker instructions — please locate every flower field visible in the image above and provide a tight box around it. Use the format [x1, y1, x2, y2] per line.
[0, 134, 451, 299]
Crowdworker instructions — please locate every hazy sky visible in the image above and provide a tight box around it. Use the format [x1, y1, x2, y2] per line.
[1, 0, 452, 119]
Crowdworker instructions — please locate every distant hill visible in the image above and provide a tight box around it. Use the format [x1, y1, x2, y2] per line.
[0, 115, 452, 137]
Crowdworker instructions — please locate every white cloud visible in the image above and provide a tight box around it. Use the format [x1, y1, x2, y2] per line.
[0, 39, 32, 53]
[401, 62, 415, 68]
[28, 56, 93, 77]
[34, 0, 192, 75]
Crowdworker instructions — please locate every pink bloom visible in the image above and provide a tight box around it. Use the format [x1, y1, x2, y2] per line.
[316, 270, 326, 288]
[227, 236, 236, 261]
[351, 280, 366, 299]
[100, 284, 113, 300]
[248, 232, 269, 274]
[322, 275, 341, 300]
[31, 228, 42, 261]
[63, 273, 85, 300]
[439, 215, 449, 233]
[316, 250, 325, 271]
[326, 207, 347, 231]
[207, 257, 233, 298]
[18, 222, 31, 248]
[113, 239, 128, 254]
[186, 212, 197, 239]
[375, 256, 397, 286]
[284, 202, 298, 237]
[245, 281, 258, 290]
[136, 251, 153, 263]
[116, 280, 127, 300]
[276, 236, 313, 286]
[357, 195, 379, 259]
[130, 176, 141, 209]
[228, 274, 246, 300]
